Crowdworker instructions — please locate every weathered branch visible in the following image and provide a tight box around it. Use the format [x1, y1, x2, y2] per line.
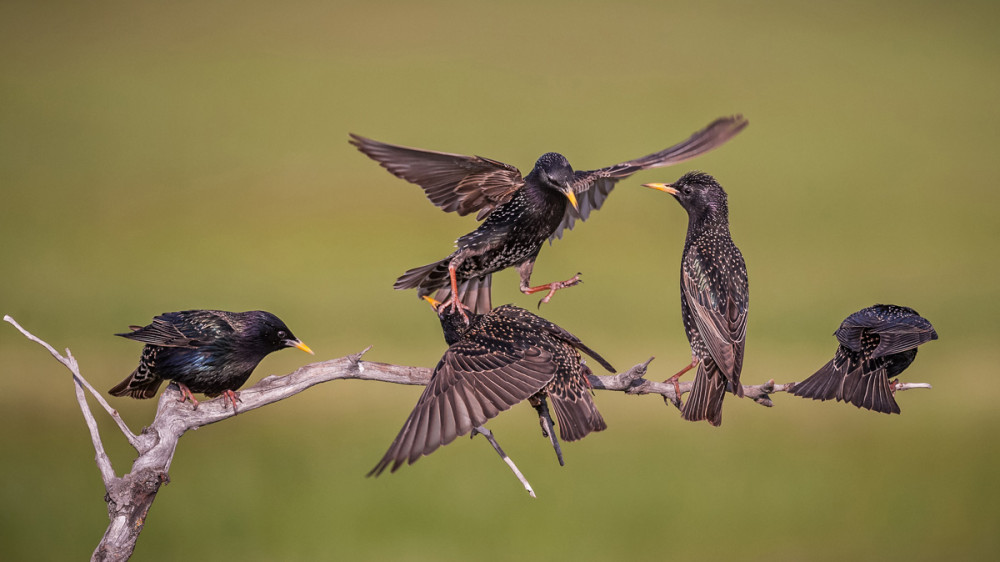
[4, 315, 932, 561]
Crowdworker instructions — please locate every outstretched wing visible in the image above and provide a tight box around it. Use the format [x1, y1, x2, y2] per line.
[350, 134, 525, 219]
[551, 115, 748, 240]
[115, 310, 233, 348]
[369, 330, 556, 476]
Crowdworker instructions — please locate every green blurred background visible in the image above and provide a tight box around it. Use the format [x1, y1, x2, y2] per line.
[2, 0, 998, 559]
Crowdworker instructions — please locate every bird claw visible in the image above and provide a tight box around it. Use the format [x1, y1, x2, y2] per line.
[439, 295, 472, 324]
[176, 383, 200, 410]
[221, 390, 242, 414]
[535, 273, 583, 308]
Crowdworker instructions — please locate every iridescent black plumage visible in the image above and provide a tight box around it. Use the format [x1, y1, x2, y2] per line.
[790, 304, 937, 414]
[109, 310, 313, 409]
[351, 116, 748, 314]
[369, 302, 614, 476]
[646, 172, 748, 426]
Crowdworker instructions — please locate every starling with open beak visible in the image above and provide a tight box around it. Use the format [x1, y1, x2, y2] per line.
[352, 116, 748, 319]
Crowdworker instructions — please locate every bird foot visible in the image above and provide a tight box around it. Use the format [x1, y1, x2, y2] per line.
[221, 390, 242, 414]
[439, 294, 472, 324]
[889, 379, 901, 394]
[661, 361, 696, 409]
[525, 273, 583, 308]
[176, 383, 200, 410]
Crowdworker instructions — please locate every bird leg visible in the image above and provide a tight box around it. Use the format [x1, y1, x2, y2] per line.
[220, 390, 242, 413]
[175, 383, 200, 409]
[439, 263, 472, 323]
[663, 359, 699, 409]
[529, 395, 564, 466]
[517, 260, 582, 307]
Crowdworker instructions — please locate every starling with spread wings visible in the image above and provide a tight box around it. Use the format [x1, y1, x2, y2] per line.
[368, 298, 614, 476]
[351, 115, 747, 318]
[790, 304, 937, 414]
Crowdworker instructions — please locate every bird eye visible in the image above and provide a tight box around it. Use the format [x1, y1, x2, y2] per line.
[277, 330, 287, 339]
[684, 187, 693, 195]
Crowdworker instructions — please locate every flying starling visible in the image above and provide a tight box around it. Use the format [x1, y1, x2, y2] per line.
[368, 298, 614, 476]
[109, 310, 313, 411]
[790, 304, 937, 414]
[351, 115, 748, 319]
[645, 172, 748, 426]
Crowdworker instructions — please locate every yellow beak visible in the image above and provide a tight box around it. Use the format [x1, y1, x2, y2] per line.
[288, 339, 315, 355]
[642, 182, 679, 195]
[422, 295, 442, 310]
[563, 188, 579, 211]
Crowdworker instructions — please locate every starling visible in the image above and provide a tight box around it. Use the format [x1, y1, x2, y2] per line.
[368, 297, 614, 476]
[645, 172, 748, 426]
[109, 310, 313, 410]
[351, 115, 748, 318]
[790, 304, 938, 414]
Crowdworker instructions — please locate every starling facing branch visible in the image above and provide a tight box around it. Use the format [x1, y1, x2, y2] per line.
[351, 116, 748, 318]
[790, 304, 937, 414]
[645, 172, 748, 426]
[368, 298, 614, 476]
[109, 310, 313, 411]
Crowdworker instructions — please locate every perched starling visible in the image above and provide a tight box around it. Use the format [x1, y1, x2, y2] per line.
[110, 310, 313, 410]
[790, 304, 938, 414]
[645, 172, 748, 426]
[368, 298, 614, 476]
[351, 115, 748, 318]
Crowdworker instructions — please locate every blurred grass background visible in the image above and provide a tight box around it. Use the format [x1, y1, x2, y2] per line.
[2, 0, 998, 559]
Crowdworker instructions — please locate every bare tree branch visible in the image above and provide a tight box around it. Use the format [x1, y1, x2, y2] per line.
[4, 315, 932, 561]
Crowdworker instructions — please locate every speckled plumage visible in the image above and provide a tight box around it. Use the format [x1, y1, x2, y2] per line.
[647, 171, 748, 426]
[790, 304, 937, 414]
[109, 310, 312, 406]
[351, 116, 748, 313]
[369, 303, 614, 476]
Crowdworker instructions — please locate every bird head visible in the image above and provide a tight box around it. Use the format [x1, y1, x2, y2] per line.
[643, 171, 728, 223]
[423, 295, 473, 345]
[246, 311, 314, 356]
[532, 152, 579, 212]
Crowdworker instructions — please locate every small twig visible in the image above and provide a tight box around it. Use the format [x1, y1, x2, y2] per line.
[894, 382, 932, 391]
[3, 315, 142, 449]
[5, 316, 121, 486]
[472, 426, 535, 498]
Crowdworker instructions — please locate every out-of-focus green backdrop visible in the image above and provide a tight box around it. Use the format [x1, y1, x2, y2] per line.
[2, 0, 998, 559]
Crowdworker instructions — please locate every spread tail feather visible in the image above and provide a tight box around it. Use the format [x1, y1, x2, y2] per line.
[843, 363, 901, 414]
[548, 367, 607, 442]
[395, 260, 494, 315]
[394, 259, 451, 295]
[790, 358, 844, 402]
[681, 361, 727, 426]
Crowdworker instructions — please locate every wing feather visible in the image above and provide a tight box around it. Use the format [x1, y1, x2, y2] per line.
[350, 134, 524, 218]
